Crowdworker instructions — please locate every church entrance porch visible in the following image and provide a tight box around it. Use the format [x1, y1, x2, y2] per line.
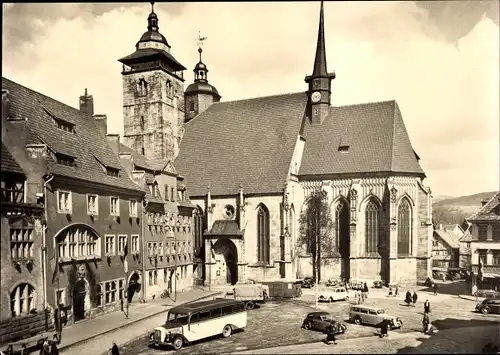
[208, 238, 238, 285]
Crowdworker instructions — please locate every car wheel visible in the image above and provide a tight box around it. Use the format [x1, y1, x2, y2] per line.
[481, 307, 490, 315]
[222, 325, 232, 338]
[245, 302, 255, 310]
[304, 321, 312, 330]
[353, 317, 361, 325]
[172, 336, 183, 351]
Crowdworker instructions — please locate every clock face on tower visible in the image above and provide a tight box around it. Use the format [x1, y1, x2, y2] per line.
[311, 91, 322, 103]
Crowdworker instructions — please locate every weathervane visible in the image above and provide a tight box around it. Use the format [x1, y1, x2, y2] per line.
[151, 2, 155, 12]
[196, 31, 208, 49]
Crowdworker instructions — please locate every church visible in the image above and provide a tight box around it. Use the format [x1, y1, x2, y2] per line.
[120, 2, 433, 287]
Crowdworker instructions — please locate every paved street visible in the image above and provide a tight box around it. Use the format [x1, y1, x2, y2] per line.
[118, 289, 499, 355]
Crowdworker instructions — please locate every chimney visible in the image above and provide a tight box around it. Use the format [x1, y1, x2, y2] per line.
[93, 114, 107, 137]
[106, 134, 120, 155]
[481, 198, 489, 207]
[2, 89, 10, 120]
[79, 88, 94, 117]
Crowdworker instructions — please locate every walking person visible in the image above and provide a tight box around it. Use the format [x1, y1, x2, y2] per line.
[424, 299, 431, 314]
[405, 290, 412, 306]
[395, 285, 399, 297]
[109, 342, 120, 355]
[433, 283, 438, 295]
[378, 319, 389, 338]
[422, 312, 430, 334]
[412, 291, 418, 307]
[325, 322, 338, 345]
[388, 286, 393, 297]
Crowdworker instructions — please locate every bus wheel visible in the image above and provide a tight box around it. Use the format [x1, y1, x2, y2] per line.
[172, 336, 184, 351]
[245, 302, 255, 310]
[222, 325, 232, 338]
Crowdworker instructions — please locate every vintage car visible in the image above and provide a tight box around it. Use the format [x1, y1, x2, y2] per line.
[348, 305, 403, 329]
[475, 289, 500, 300]
[476, 298, 500, 315]
[301, 277, 315, 289]
[318, 287, 349, 302]
[301, 312, 348, 334]
[373, 280, 383, 288]
[350, 280, 365, 291]
[325, 279, 341, 287]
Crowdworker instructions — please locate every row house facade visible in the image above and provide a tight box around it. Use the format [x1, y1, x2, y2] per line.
[1, 78, 147, 336]
[431, 224, 463, 275]
[108, 137, 196, 301]
[468, 192, 500, 291]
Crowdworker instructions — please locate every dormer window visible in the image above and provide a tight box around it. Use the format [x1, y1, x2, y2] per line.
[106, 167, 119, 177]
[338, 137, 351, 153]
[56, 153, 76, 166]
[150, 182, 159, 197]
[55, 119, 74, 132]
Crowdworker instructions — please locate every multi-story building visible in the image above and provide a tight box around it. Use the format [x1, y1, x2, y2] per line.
[111, 139, 196, 301]
[469, 192, 500, 291]
[1, 78, 146, 326]
[431, 224, 463, 274]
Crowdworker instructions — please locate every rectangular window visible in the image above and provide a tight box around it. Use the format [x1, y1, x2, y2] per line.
[158, 242, 163, 256]
[110, 197, 120, 216]
[105, 235, 115, 256]
[55, 288, 66, 306]
[110, 281, 117, 302]
[129, 200, 138, 218]
[493, 226, 500, 242]
[148, 242, 153, 257]
[118, 235, 127, 255]
[68, 230, 76, 257]
[106, 168, 119, 177]
[165, 242, 170, 256]
[119, 279, 124, 300]
[466, 242, 471, 248]
[57, 190, 72, 214]
[131, 235, 139, 254]
[105, 282, 111, 304]
[10, 229, 34, 261]
[154, 270, 158, 285]
[87, 194, 98, 215]
[149, 271, 153, 286]
[1, 180, 25, 203]
[478, 224, 488, 240]
[96, 284, 102, 307]
[493, 251, 500, 265]
[171, 187, 175, 202]
[165, 185, 169, 201]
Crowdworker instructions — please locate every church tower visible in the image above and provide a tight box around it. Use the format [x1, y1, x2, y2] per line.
[119, 2, 186, 161]
[305, 1, 336, 124]
[184, 38, 221, 123]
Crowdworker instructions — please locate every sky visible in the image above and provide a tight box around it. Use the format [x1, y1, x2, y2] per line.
[2, 1, 499, 198]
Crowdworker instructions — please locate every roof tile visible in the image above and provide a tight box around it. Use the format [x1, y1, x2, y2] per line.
[468, 191, 500, 221]
[1, 143, 25, 175]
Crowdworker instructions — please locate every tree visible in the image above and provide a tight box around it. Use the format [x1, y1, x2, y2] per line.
[296, 189, 336, 282]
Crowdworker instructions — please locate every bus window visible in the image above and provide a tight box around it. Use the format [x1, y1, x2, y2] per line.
[222, 305, 233, 315]
[189, 312, 199, 323]
[199, 310, 211, 322]
[167, 312, 189, 324]
[211, 307, 222, 318]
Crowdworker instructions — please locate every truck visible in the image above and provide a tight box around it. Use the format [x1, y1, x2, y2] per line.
[224, 283, 270, 310]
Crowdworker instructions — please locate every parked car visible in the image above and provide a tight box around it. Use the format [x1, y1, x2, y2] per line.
[348, 305, 403, 329]
[302, 312, 348, 334]
[476, 298, 500, 315]
[326, 279, 341, 287]
[350, 280, 364, 290]
[373, 280, 383, 288]
[318, 287, 349, 302]
[475, 290, 500, 300]
[301, 277, 315, 289]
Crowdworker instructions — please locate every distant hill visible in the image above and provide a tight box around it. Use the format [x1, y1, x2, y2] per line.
[432, 191, 498, 225]
[433, 195, 456, 203]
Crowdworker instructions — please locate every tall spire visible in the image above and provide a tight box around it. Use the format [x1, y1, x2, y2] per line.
[312, 1, 328, 78]
[147, 2, 159, 32]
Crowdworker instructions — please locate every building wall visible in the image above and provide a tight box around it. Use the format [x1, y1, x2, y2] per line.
[185, 93, 215, 123]
[45, 179, 143, 321]
[431, 233, 459, 269]
[122, 69, 185, 162]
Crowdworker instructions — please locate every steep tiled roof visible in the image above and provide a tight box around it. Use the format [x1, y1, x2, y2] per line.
[2, 77, 143, 192]
[468, 191, 500, 221]
[300, 100, 425, 176]
[1, 143, 24, 175]
[119, 143, 153, 170]
[434, 229, 459, 249]
[175, 92, 308, 196]
[205, 220, 243, 236]
[459, 231, 472, 243]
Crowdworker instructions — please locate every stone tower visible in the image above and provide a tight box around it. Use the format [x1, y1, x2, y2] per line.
[184, 44, 221, 123]
[118, 2, 186, 161]
[304, 1, 336, 125]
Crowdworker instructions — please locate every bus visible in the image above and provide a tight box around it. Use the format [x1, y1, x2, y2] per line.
[149, 298, 247, 350]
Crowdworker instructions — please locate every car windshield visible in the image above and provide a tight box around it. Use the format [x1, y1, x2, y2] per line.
[377, 310, 385, 315]
[166, 311, 189, 325]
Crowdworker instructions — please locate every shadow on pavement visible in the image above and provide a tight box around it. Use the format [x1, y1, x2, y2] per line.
[395, 317, 500, 354]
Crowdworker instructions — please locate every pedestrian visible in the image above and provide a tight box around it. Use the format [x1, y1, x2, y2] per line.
[433, 283, 438, 295]
[363, 282, 369, 293]
[50, 342, 59, 355]
[405, 290, 412, 306]
[422, 312, 430, 334]
[110, 342, 120, 355]
[325, 322, 337, 345]
[395, 285, 399, 297]
[355, 291, 360, 304]
[388, 286, 393, 297]
[378, 319, 389, 338]
[412, 291, 418, 307]
[424, 299, 431, 314]
[361, 291, 366, 304]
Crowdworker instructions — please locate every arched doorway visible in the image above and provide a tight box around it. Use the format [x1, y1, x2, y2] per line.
[336, 200, 350, 281]
[72, 279, 88, 322]
[212, 238, 238, 285]
[127, 272, 141, 303]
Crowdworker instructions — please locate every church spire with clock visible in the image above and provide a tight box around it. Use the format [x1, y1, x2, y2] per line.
[305, 1, 336, 125]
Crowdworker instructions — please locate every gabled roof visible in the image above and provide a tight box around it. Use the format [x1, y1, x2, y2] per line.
[1, 143, 24, 175]
[433, 229, 459, 249]
[468, 191, 500, 221]
[459, 232, 472, 243]
[299, 100, 425, 176]
[2, 77, 143, 192]
[175, 92, 308, 197]
[205, 220, 243, 236]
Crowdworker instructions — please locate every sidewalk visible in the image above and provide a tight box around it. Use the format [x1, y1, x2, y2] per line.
[57, 288, 222, 354]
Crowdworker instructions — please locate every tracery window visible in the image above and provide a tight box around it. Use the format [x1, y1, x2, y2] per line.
[397, 199, 412, 255]
[10, 284, 36, 317]
[57, 226, 100, 259]
[257, 204, 270, 263]
[365, 199, 380, 254]
[194, 207, 204, 256]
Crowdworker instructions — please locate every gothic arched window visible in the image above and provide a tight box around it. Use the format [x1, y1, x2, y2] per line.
[56, 226, 100, 259]
[257, 204, 270, 263]
[194, 207, 204, 256]
[10, 283, 35, 317]
[336, 200, 349, 252]
[397, 198, 412, 255]
[365, 199, 380, 254]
